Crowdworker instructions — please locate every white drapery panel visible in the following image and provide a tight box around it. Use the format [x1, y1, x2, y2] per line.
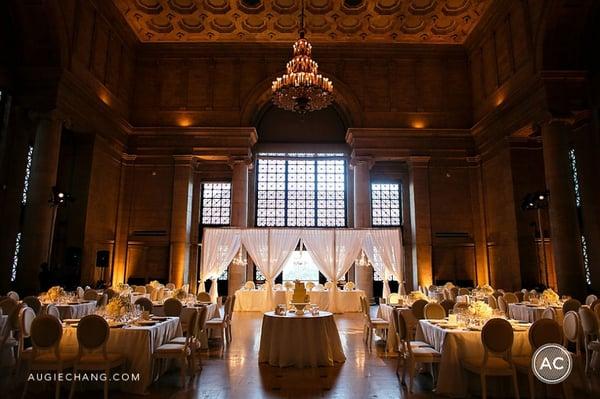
[362, 230, 404, 298]
[199, 228, 242, 302]
[242, 228, 301, 310]
[362, 233, 391, 299]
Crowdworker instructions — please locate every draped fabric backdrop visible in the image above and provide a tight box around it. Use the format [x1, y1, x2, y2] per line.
[199, 228, 403, 309]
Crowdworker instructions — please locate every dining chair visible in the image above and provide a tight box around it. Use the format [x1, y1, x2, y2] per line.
[453, 302, 469, 313]
[83, 289, 98, 301]
[449, 287, 459, 301]
[0, 297, 18, 319]
[163, 298, 183, 317]
[69, 315, 125, 399]
[134, 285, 146, 294]
[503, 292, 519, 304]
[145, 284, 155, 297]
[0, 307, 18, 370]
[398, 310, 441, 393]
[578, 306, 600, 375]
[585, 294, 598, 307]
[514, 292, 524, 302]
[206, 296, 236, 356]
[96, 293, 108, 308]
[594, 303, 600, 323]
[562, 299, 582, 315]
[411, 299, 428, 320]
[171, 305, 207, 372]
[458, 288, 469, 296]
[360, 296, 389, 352]
[523, 291, 530, 302]
[22, 296, 42, 315]
[439, 299, 455, 315]
[541, 306, 557, 320]
[462, 318, 520, 399]
[76, 287, 85, 299]
[166, 283, 176, 290]
[513, 318, 562, 399]
[45, 304, 61, 320]
[104, 288, 117, 300]
[134, 297, 153, 313]
[590, 299, 600, 311]
[497, 296, 508, 316]
[423, 303, 445, 319]
[563, 311, 584, 374]
[153, 310, 198, 387]
[487, 295, 498, 309]
[22, 315, 76, 399]
[6, 291, 20, 301]
[16, 306, 36, 375]
[197, 292, 211, 302]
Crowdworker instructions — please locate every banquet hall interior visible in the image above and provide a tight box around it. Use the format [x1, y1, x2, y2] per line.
[0, 0, 599, 398]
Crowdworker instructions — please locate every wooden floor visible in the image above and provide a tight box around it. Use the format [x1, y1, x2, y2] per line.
[3, 308, 598, 398]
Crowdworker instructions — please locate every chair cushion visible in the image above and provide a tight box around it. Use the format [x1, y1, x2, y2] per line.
[155, 343, 188, 354]
[463, 356, 514, 375]
[409, 340, 433, 348]
[169, 336, 187, 345]
[411, 346, 441, 357]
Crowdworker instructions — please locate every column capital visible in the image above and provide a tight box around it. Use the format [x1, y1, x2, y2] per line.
[172, 155, 194, 166]
[408, 156, 431, 168]
[350, 156, 375, 169]
[228, 156, 253, 170]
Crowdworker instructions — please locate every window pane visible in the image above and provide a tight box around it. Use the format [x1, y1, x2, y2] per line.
[201, 182, 232, 226]
[371, 183, 402, 226]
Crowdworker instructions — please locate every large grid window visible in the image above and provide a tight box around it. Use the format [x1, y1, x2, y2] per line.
[569, 148, 592, 286]
[371, 183, 402, 226]
[256, 154, 346, 227]
[201, 183, 231, 226]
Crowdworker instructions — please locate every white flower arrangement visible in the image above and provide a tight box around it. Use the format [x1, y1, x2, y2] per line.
[542, 288, 559, 304]
[409, 290, 427, 301]
[344, 281, 355, 291]
[468, 301, 493, 319]
[171, 288, 187, 300]
[115, 282, 131, 295]
[443, 282, 455, 289]
[105, 296, 132, 318]
[149, 280, 162, 289]
[478, 284, 494, 295]
[306, 281, 315, 291]
[284, 281, 294, 290]
[47, 286, 66, 302]
[244, 281, 255, 290]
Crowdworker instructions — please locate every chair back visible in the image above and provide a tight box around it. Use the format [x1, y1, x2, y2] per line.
[30, 315, 63, 359]
[361, 297, 372, 323]
[19, 307, 36, 351]
[0, 297, 18, 319]
[23, 296, 42, 315]
[487, 295, 498, 309]
[562, 298, 581, 315]
[523, 291, 530, 302]
[585, 294, 598, 307]
[196, 306, 209, 334]
[6, 291, 19, 301]
[397, 309, 409, 341]
[492, 291, 503, 299]
[424, 303, 446, 319]
[503, 292, 518, 304]
[481, 318, 514, 359]
[197, 292, 211, 302]
[388, 293, 399, 305]
[134, 286, 146, 294]
[83, 289, 98, 301]
[145, 284, 155, 295]
[497, 296, 508, 315]
[411, 299, 428, 320]
[134, 297, 153, 312]
[578, 307, 599, 341]
[594, 303, 600, 322]
[155, 287, 165, 301]
[104, 288, 117, 300]
[529, 319, 562, 349]
[166, 283, 176, 290]
[439, 299, 455, 315]
[514, 292, 524, 302]
[562, 311, 583, 354]
[449, 287, 459, 300]
[77, 315, 110, 352]
[163, 298, 183, 317]
[45, 304, 61, 320]
[458, 288, 469, 296]
[96, 293, 108, 307]
[541, 307, 556, 320]
[76, 286, 85, 299]
[590, 299, 600, 311]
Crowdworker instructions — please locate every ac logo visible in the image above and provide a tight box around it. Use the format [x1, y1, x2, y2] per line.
[531, 344, 573, 384]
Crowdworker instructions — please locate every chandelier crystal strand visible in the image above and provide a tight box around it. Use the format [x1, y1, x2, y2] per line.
[271, 0, 333, 113]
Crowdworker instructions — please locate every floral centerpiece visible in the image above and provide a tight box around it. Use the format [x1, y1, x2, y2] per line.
[114, 282, 131, 295]
[47, 286, 66, 302]
[171, 288, 187, 300]
[149, 280, 162, 289]
[468, 301, 493, 319]
[409, 290, 427, 302]
[542, 288, 559, 305]
[477, 284, 494, 295]
[284, 281, 295, 290]
[105, 296, 133, 319]
[344, 281, 355, 291]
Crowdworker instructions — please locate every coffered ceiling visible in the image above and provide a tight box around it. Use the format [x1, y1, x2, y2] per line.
[112, 0, 492, 44]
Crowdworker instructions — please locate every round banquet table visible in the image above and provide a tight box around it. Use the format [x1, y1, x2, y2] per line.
[258, 311, 346, 368]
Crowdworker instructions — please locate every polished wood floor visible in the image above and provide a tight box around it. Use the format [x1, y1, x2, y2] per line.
[3, 307, 598, 398]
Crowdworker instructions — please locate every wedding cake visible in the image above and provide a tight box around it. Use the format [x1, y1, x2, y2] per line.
[292, 280, 310, 304]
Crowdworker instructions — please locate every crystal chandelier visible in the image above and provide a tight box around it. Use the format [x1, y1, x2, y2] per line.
[355, 250, 370, 268]
[271, 0, 333, 114]
[232, 249, 247, 267]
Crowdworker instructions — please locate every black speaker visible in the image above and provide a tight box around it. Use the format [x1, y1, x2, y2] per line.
[96, 250, 110, 268]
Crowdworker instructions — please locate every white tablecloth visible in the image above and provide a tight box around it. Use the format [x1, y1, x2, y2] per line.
[417, 320, 531, 398]
[508, 303, 564, 324]
[60, 317, 182, 394]
[259, 311, 346, 367]
[43, 301, 97, 320]
[376, 304, 415, 353]
[0, 315, 13, 366]
[236, 289, 364, 313]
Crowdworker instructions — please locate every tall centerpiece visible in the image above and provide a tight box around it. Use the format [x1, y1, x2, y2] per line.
[290, 280, 310, 315]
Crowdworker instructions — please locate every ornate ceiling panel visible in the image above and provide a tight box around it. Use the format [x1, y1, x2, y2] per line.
[112, 0, 492, 44]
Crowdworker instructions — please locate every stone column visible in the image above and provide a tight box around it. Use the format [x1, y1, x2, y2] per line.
[17, 113, 62, 295]
[408, 156, 433, 290]
[228, 157, 250, 294]
[188, 170, 201, 293]
[112, 155, 136, 286]
[541, 119, 587, 297]
[169, 156, 194, 288]
[351, 156, 374, 299]
[467, 156, 490, 286]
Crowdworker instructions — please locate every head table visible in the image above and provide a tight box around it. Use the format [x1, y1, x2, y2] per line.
[235, 288, 365, 313]
[258, 311, 346, 368]
[59, 316, 181, 394]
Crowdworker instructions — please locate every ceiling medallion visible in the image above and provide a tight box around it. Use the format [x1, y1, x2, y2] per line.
[271, 0, 333, 114]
